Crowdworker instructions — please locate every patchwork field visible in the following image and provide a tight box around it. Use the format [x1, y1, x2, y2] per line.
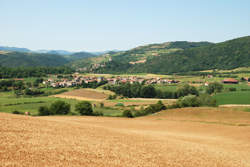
[53, 88, 112, 101]
[1, 107, 250, 167]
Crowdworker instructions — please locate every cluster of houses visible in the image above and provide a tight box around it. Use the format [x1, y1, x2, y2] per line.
[43, 75, 180, 88]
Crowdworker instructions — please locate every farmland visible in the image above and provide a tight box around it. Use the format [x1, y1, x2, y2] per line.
[214, 91, 250, 105]
[1, 107, 250, 166]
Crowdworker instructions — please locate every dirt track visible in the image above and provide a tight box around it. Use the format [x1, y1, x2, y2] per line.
[1, 108, 250, 167]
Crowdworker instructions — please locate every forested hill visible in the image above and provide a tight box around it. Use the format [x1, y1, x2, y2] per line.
[0, 51, 69, 67]
[70, 41, 213, 70]
[94, 36, 250, 74]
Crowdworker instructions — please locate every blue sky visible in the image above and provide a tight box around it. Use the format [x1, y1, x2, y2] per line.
[0, 0, 249, 52]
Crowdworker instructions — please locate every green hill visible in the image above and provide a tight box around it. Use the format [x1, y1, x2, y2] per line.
[0, 51, 69, 67]
[70, 41, 212, 71]
[90, 36, 250, 74]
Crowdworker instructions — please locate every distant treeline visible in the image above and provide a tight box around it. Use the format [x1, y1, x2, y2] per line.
[103, 83, 199, 99]
[0, 66, 75, 78]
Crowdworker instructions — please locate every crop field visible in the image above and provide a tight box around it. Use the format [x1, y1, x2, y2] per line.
[0, 92, 79, 115]
[213, 91, 250, 105]
[53, 88, 111, 101]
[1, 107, 250, 166]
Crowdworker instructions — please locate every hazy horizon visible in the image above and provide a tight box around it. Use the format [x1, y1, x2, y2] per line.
[1, 0, 250, 52]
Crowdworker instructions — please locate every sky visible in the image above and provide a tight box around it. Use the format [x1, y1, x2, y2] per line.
[0, 0, 250, 52]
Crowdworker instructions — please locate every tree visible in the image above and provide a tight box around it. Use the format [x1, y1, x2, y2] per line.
[122, 110, 134, 118]
[206, 82, 223, 94]
[176, 84, 199, 97]
[50, 100, 70, 115]
[140, 85, 156, 98]
[38, 106, 50, 116]
[75, 101, 93, 115]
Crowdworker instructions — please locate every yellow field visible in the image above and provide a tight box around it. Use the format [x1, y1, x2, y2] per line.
[1, 107, 250, 166]
[53, 88, 175, 107]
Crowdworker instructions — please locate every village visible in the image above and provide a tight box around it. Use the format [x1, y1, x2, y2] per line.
[42, 73, 250, 88]
[42, 74, 181, 88]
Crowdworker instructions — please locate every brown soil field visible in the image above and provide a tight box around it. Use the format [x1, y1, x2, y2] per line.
[1, 107, 250, 166]
[53, 88, 175, 107]
[53, 88, 110, 101]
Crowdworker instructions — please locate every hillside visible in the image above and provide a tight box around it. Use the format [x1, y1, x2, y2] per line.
[0, 46, 31, 52]
[71, 41, 212, 71]
[86, 36, 250, 74]
[64, 51, 97, 61]
[1, 108, 250, 166]
[0, 51, 69, 67]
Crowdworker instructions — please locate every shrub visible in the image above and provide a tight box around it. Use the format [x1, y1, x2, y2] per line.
[100, 102, 104, 108]
[228, 87, 237, 92]
[93, 111, 104, 116]
[107, 94, 117, 100]
[38, 106, 50, 116]
[206, 82, 223, 94]
[176, 95, 201, 107]
[122, 110, 134, 118]
[49, 100, 70, 115]
[198, 94, 217, 107]
[176, 84, 199, 97]
[133, 109, 149, 117]
[75, 101, 93, 115]
[115, 103, 124, 107]
[12, 110, 21, 114]
[144, 101, 166, 114]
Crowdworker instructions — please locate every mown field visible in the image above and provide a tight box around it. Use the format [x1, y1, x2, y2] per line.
[1, 107, 250, 167]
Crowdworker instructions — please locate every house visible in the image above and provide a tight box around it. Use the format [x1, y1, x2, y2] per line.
[222, 78, 239, 84]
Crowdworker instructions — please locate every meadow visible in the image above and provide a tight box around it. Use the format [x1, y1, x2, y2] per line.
[213, 91, 250, 105]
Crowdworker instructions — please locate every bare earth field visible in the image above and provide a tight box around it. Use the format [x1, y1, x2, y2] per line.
[53, 88, 175, 107]
[1, 107, 250, 167]
[53, 88, 110, 101]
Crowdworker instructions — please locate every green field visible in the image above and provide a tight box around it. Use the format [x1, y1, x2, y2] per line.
[213, 91, 250, 105]
[154, 84, 178, 92]
[0, 91, 123, 116]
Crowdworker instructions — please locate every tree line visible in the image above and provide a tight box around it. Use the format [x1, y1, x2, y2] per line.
[0, 66, 74, 78]
[103, 83, 199, 99]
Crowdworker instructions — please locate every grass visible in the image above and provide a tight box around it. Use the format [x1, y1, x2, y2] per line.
[213, 91, 250, 105]
[154, 84, 178, 92]
[0, 92, 79, 115]
[94, 107, 123, 117]
[0, 91, 124, 116]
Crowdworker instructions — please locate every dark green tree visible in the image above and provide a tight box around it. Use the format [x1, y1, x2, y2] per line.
[75, 101, 93, 115]
[50, 100, 70, 115]
[206, 82, 223, 94]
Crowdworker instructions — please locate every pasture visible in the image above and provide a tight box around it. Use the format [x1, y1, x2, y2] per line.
[213, 91, 250, 105]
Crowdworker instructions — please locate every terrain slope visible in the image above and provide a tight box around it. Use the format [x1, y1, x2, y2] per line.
[1, 107, 250, 167]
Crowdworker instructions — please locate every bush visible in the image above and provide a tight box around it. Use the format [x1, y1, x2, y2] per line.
[122, 110, 134, 118]
[176, 95, 201, 107]
[38, 106, 50, 116]
[144, 100, 166, 114]
[173, 94, 217, 108]
[115, 103, 124, 107]
[176, 84, 199, 97]
[206, 82, 223, 94]
[50, 100, 71, 115]
[228, 87, 237, 92]
[92, 111, 104, 116]
[75, 101, 93, 115]
[133, 109, 149, 117]
[12, 110, 21, 114]
[100, 102, 104, 108]
[198, 94, 217, 107]
[107, 94, 117, 100]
